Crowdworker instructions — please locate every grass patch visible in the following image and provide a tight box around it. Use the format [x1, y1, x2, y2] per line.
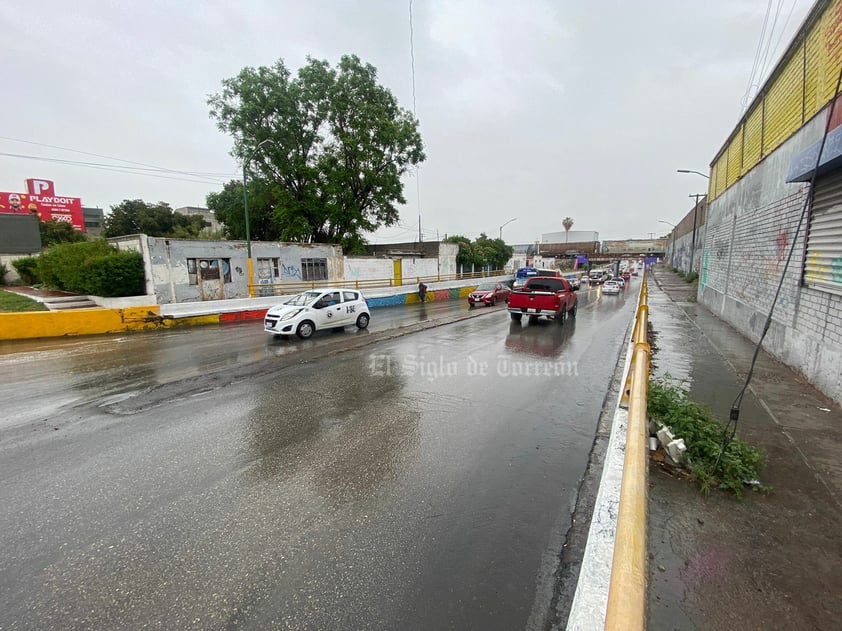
[685, 271, 699, 283]
[0, 290, 49, 312]
[648, 378, 769, 498]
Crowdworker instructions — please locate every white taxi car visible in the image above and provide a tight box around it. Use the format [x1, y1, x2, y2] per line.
[264, 289, 370, 339]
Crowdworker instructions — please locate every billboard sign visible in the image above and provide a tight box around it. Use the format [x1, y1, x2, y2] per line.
[0, 179, 86, 232]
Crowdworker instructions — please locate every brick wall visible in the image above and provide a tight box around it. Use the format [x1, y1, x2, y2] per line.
[699, 110, 842, 405]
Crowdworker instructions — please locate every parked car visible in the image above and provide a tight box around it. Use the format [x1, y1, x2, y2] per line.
[264, 288, 371, 339]
[602, 280, 620, 295]
[468, 282, 511, 307]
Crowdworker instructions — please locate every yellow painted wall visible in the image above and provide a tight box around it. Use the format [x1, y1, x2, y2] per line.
[0, 306, 164, 340]
[709, 0, 842, 201]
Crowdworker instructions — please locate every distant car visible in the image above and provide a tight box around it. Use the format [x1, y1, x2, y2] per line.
[622, 271, 631, 281]
[469, 282, 511, 307]
[615, 277, 626, 290]
[564, 274, 581, 290]
[264, 288, 370, 339]
[513, 267, 561, 290]
[602, 280, 620, 295]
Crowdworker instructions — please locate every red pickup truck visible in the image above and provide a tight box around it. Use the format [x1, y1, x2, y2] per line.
[507, 276, 578, 324]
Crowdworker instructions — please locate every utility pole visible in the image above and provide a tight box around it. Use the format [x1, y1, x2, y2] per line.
[689, 193, 705, 274]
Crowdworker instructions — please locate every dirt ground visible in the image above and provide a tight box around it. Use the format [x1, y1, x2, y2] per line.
[646, 267, 842, 631]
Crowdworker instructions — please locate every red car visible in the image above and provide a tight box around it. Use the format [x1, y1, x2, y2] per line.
[468, 282, 511, 307]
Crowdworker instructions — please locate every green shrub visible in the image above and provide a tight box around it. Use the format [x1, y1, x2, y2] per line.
[685, 271, 699, 283]
[11, 257, 40, 285]
[648, 378, 768, 498]
[0, 263, 7, 285]
[37, 240, 113, 291]
[83, 251, 145, 297]
[676, 269, 687, 278]
[36, 240, 145, 297]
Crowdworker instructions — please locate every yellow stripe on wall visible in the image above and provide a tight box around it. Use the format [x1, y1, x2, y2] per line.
[708, 0, 842, 202]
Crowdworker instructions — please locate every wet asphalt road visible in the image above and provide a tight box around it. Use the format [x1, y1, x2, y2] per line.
[0, 286, 636, 630]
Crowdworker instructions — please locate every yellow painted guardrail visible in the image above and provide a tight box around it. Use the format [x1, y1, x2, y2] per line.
[604, 270, 651, 631]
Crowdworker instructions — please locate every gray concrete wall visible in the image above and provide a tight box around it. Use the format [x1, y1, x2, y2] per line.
[438, 242, 458, 276]
[110, 235, 343, 304]
[699, 109, 842, 404]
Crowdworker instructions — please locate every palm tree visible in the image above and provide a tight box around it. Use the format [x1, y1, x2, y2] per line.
[563, 217, 574, 242]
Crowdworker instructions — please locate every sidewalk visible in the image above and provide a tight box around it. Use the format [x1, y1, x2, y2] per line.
[646, 266, 842, 630]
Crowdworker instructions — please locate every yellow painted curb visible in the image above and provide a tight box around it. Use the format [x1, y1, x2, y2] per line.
[0, 306, 164, 340]
[161, 314, 221, 328]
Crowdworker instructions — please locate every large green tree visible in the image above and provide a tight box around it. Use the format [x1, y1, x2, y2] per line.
[207, 54, 425, 251]
[206, 179, 276, 241]
[102, 200, 209, 238]
[445, 234, 513, 270]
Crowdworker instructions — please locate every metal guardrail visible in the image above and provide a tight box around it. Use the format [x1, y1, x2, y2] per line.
[247, 269, 509, 297]
[604, 271, 650, 631]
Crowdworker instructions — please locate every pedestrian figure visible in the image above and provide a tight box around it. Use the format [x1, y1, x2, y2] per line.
[418, 282, 428, 302]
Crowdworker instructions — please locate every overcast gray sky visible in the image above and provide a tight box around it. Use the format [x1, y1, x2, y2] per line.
[1, 0, 812, 244]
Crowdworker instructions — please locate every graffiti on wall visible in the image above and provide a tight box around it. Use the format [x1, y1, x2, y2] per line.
[281, 263, 302, 280]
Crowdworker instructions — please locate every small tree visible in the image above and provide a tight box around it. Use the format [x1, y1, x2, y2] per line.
[445, 234, 513, 271]
[563, 217, 574, 242]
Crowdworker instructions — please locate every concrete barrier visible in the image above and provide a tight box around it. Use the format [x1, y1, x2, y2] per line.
[0, 306, 164, 340]
[0, 277, 506, 341]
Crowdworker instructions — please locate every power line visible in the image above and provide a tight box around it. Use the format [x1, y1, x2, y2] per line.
[409, 0, 423, 243]
[755, 0, 787, 92]
[0, 135, 238, 178]
[758, 0, 801, 84]
[0, 152, 228, 186]
[740, 0, 775, 115]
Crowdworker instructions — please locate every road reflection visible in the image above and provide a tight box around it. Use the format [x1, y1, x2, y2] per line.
[239, 351, 420, 508]
[504, 317, 577, 359]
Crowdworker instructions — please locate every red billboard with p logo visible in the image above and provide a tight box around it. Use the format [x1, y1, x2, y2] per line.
[0, 179, 85, 231]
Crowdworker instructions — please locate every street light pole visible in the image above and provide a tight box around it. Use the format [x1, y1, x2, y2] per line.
[499, 217, 517, 240]
[688, 193, 705, 275]
[676, 169, 710, 179]
[242, 139, 273, 296]
[677, 168, 710, 275]
[659, 220, 676, 268]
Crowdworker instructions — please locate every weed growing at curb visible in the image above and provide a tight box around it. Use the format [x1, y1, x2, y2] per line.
[648, 378, 770, 499]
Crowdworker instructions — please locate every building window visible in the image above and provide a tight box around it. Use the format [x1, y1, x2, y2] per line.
[257, 257, 280, 281]
[187, 258, 232, 285]
[301, 257, 328, 282]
